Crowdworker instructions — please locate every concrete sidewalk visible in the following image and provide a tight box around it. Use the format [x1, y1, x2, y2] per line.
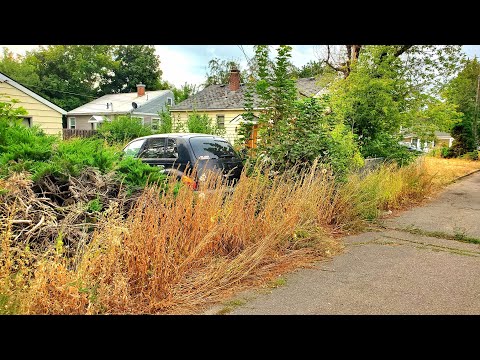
[213, 171, 480, 315]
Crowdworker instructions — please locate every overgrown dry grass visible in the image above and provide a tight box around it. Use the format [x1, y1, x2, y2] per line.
[1, 156, 477, 314]
[424, 156, 480, 186]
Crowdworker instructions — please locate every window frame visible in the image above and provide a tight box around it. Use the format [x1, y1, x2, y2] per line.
[166, 97, 173, 107]
[151, 117, 161, 131]
[68, 117, 76, 129]
[216, 114, 225, 129]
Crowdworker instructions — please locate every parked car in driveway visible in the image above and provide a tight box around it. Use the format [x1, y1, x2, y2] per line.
[123, 133, 244, 189]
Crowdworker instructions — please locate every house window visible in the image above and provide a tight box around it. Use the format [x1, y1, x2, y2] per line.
[21, 117, 32, 127]
[167, 97, 173, 106]
[151, 117, 161, 131]
[216, 115, 225, 129]
[68, 117, 76, 129]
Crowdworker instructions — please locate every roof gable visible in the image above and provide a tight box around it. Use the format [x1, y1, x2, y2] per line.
[0, 72, 67, 114]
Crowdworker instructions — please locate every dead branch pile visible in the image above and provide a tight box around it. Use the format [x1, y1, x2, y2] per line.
[0, 168, 140, 256]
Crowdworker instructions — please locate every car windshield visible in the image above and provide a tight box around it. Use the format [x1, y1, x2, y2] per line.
[189, 137, 238, 160]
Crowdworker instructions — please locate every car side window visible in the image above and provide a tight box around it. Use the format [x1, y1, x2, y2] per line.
[124, 139, 146, 157]
[164, 138, 178, 159]
[140, 138, 166, 159]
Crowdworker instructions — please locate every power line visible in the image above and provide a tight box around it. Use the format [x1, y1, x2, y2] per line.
[19, 82, 98, 98]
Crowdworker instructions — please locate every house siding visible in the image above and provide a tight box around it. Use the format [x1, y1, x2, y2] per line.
[0, 81, 63, 136]
[171, 109, 257, 144]
[69, 114, 159, 130]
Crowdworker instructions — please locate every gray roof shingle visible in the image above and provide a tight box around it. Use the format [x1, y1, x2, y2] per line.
[171, 78, 325, 111]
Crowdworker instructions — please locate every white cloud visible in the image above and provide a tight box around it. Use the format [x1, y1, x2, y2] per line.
[155, 45, 206, 88]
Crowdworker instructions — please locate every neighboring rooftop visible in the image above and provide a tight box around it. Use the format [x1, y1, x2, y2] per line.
[68, 89, 173, 115]
[403, 130, 453, 139]
[296, 77, 327, 97]
[171, 75, 325, 111]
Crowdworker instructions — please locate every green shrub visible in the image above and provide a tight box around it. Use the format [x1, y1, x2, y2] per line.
[156, 109, 173, 133]
[97, 115, 152, 145]
[86, 198, 103, 213]
[115, 156, 167, 193]
[461, 150, 479, 161]
[361, 133, 420, 166]
[187, 112, 224, 135]
[29, 138, 120, 181]
[0, 120, 58, 178]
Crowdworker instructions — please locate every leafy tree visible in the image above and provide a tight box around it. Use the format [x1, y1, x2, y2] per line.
[171, 82, 198, 103]
[329, 45, 463, 160]
[204, 58, 244, 86]
[280, 97, 363, 175]
[318, 45, 462, 85]
[291, 60, 325, 78]
[103, 45, 163, 94]
[0, 48, 40, 88]
[26, 45, 116, 110]
[443, 58, 480, 155]
[239, 45, 363, 175]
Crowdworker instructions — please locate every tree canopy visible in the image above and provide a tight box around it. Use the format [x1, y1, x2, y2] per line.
[0, 45, 166, 111]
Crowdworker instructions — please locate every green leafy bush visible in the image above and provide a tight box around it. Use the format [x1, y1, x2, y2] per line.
[361, 133, 420, 166]
[460, 150, 479, 161]
[97, 115, 152, 145]
[0, 106, 58, 177]
[187, 112, 224, 135]
[156, 109, 173, 133]
[115, 156, 167, 192]
[21, 138, 120, 181]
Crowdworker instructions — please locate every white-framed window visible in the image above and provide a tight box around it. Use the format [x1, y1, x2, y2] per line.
[216, 114, 225, 129]
[167, 97, 173, 106]
[132, 116, 144, 126]
[68, 117, 76, 129]
[151, 117, 161, 131]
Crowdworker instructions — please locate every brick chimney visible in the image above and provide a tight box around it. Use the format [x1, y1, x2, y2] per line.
[136, 83, 146, 97]
[229, 65, 240, 91]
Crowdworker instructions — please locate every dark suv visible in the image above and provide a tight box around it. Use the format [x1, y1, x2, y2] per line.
[123, 133, 244, 188]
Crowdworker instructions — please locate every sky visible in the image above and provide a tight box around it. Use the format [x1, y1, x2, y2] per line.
[2, 45, 480, 88]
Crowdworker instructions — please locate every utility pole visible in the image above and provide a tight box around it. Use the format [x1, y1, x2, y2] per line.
[475, 75, 480, 150]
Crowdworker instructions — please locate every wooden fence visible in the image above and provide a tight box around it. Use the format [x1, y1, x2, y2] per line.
[63, 129, 98, 140]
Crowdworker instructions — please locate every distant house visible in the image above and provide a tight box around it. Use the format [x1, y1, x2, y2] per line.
[66, 84, 174, 130]
[170, 67, 324, 145]
[401, 130, 454, 152]
[0, 71, 66, 136]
